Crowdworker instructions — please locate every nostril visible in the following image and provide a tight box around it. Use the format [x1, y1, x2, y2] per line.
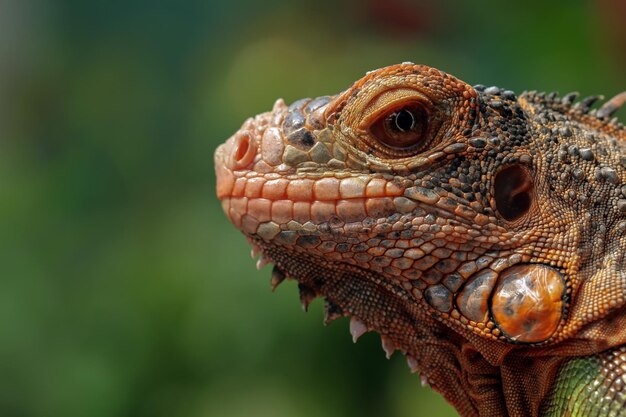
[235, 137, 249, 161]
[231, 130, 256, 169]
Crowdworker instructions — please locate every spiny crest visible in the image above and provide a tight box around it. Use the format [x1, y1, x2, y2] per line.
[523, 89, 626, 132]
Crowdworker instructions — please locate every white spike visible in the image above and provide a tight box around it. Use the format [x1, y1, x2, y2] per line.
[406, 356, 419, 373]
[272, 98, 286, 112]
[349, 317, 367, 343]
[256, 256, 269, 270]
[381, 336, 395, 359]
[420, 374, 430, 388]
[250, 244, 261, 259]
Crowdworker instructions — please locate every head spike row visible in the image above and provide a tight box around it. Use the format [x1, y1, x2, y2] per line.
[323, 298, 344, 325]
[270, 265, 286, 291]
[298, 283, 316, 312]
[561, 92, 579, 105]
[597, 91, 626, 119]
[575, 95, 603, 112]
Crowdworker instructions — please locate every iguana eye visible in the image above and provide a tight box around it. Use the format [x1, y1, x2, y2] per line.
[370, 102, 429, 150]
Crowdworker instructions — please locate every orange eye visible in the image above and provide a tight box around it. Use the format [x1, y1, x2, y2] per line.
[370, 102, 429, 150]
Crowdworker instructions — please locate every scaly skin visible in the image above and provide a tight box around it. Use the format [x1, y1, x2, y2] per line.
[214, 63, 626, 416]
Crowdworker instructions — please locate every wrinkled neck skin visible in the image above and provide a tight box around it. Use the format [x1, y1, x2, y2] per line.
[214, 64, 626, 417]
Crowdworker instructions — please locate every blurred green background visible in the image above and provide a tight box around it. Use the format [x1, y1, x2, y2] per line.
[2, 0, 625, 416]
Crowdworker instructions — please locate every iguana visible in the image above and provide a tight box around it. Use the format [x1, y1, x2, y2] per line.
[213, 63, 626, 416]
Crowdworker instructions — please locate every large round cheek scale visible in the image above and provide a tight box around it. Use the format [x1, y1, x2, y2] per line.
[491, 264, 565, 343]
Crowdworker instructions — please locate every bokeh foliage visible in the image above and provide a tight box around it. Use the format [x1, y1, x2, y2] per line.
[1, 0, 624, 416]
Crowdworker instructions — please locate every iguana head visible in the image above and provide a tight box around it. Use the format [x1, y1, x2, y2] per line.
[214, 63, 626, 416]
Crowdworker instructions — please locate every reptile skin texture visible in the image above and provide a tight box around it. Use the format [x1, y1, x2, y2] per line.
[214, 63, 626, 416]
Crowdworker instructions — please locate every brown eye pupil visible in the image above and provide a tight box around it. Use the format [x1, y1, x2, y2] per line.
[370, 102, 429, 151]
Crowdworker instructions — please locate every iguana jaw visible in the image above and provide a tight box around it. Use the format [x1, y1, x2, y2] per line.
[249, 237, 484, 415]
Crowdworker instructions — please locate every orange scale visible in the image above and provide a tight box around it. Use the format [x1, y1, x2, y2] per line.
[385, 181, 404, 197]
[311, 201, 337, 223]
[339, 177, 368, 199]
[247, 198, 272, 223]
[365, 197, 395, 218]
[262, 179, 288, 199]
[271, 200, 293, 224]
[232, 177, 247, 197]
[336, 199, 366, 223]
[365, 178, 387, 197]
[287, 179, 314, 201]
[293, 202, 312, 223]
[244, 177, 266, 198]
[313, 177, 340, 200]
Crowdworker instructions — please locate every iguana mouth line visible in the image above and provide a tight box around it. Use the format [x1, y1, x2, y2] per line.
[221, 194, 476, 240]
